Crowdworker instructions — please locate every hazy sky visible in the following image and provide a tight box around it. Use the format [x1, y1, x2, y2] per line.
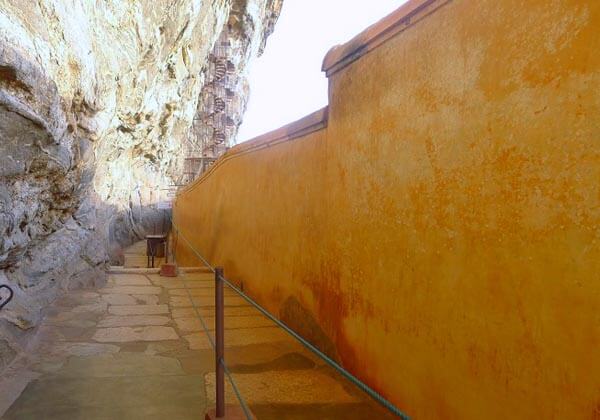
[237, 0, 408, 142]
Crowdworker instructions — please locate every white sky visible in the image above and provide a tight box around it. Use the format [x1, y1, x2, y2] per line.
[236, 0, 408, 142]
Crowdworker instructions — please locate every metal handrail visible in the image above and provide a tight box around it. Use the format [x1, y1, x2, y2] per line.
[0, 284, 14, 310]
[169, 215, 410, 419]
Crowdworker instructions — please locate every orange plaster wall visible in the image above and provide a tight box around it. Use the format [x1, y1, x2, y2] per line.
[174, 0, 600, 418]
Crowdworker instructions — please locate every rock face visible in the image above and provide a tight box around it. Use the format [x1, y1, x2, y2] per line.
[0, 0, 282, 371]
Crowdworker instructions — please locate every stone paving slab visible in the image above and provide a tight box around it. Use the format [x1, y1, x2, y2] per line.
[53, 292, 100, 308]
[3, 375, 205, 420]
[98, 315, 171, 328]
[132, 294, 159, 305]
[143, 341, 192, 356]
[205, 369, 360, 405]
[172, 306, 258, 318]
[70, 291, 101, 299]
[102, 294, 138, 305]
[184, 327, 290, 350]
[71, 302, 108, 313]
[100, 286, 162, 295]
[93, 326, 179, 343]
[123, 254, 165, 269]
[168, 288, 237, 297]
[225, 341, 323, 369]
[148, 276, 213, 289]
[251, 402, 397, 420]
[182, 273, 214, 281]
[175, 315, 274, 333]
[169, 295, 250, 308]
[108, 274, 152, 286]
[183, 332, 213, 350]
[51, 353, 185, 378]
[43, 311, 99, 328]
[0, 368, 40, 418]
[36, 325, 96, 342]
[108, 304, 169, 316]
[170, 296, 200, 307]
[148, 278, 188, 288]
[49, 343, 120, 357]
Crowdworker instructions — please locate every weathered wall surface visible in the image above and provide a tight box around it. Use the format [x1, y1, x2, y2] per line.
[0, 0, 281, 372]
[174, 110, 331, 351]
[174, 0, 600, 418]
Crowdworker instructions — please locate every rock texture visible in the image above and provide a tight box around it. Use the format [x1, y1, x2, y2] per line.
[0, 0, 282, 372]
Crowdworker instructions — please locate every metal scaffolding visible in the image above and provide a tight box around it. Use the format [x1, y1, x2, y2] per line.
[179, 30, 239, 186]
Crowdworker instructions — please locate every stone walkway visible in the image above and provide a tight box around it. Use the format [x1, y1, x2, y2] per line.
[0, 267, 396, 419]
[123, 240, 166, 268]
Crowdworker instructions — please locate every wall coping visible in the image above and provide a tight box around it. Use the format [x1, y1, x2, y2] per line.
[234, 106, 328, 154]
[322, 0, 449, 77]
[178, 107, 328, 195]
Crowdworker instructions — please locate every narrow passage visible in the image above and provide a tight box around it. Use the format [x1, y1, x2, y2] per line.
[1, 242, 395, 419]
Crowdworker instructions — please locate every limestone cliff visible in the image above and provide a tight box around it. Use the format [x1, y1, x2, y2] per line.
[0, 0, 282, 371]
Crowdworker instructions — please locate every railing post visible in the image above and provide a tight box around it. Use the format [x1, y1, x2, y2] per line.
[215, 267, 225, 418]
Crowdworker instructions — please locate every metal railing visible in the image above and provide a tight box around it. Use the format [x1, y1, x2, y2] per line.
[169, 216, 410, 419]
[178, 265, 254, 418]
[0, 284, 14, 310]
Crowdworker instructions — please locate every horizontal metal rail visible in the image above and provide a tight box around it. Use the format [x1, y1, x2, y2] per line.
[169, 214, 410, 419]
